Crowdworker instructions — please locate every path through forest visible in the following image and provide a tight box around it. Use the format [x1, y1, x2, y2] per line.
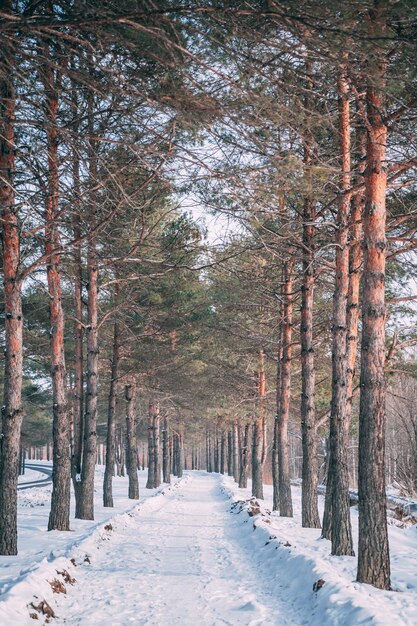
[54, 473, 303, 626]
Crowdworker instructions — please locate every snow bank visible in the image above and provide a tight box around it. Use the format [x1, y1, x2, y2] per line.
[221, 476, 417, 626]
[0, 467, 184, 625]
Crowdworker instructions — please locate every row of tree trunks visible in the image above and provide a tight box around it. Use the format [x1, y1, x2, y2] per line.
[125, 383, 139, 499]
[0, 8, 24, 553]
[103, 319, 121, 507]
[41, 48, 71, 533]
[204, 424, 250, 485]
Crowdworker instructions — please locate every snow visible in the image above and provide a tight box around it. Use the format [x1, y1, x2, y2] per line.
[1, 470, 417, 625]
[17, 468, 46, 485]
[0, 465, 179, 624]
[222, 477, 417, 626]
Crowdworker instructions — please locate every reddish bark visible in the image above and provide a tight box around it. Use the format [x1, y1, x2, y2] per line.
[357, 7, 390, 589]
[0, 23, 24, 553]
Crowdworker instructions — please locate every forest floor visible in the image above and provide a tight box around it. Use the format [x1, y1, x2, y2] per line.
[1, 468, 417, 625]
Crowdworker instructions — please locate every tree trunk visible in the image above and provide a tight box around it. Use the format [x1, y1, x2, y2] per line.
[278, 259, 294, 518]
[116, 422, 125, 476]
[232, 419, 239, 483]
[151, 402, 161, 487]
[227, 431, 233, 476]
[323, 63, 354, 555]
[77, 93, 99, 521]
[220, 433, 226, 474]
[170, 436, 175, 475]
[252, 348, 266, 499]
[357, 10, 390, 588]
[19, 446, 24, 476]
[346, 120, 365, 423]
[103, 320, 121, 507]
[179, 428, 185, 476]
[41, 58, 71, 533]
[146, 408, 155, 488]
[70, 76, 83, 501]
[162, 415, 170, 483]
[125, 383, 139, 499]
[0, 39, 24, 552]
[207, 430, 212, 472]
[239, 424, 250, 489]
[214, 429, 219, 473]
[272, 416, 279, 511]
[300, 63, 321, 529]
[273, 305, 283, 512]
[252, 418, 264, 499]
[173, 433, 183, 478]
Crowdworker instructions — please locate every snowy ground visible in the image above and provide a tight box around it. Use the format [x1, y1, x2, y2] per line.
[18, 467, 48, 485]
[0, 463, 177, 624]
[1, 468, 417, 625]
[223, 478, 417, 626]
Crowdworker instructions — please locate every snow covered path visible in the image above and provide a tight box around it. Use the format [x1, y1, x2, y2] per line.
[54, 473, 302, 626]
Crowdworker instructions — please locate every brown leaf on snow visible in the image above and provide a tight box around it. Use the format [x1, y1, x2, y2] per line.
[56, 569, 76, 585]
[248, 499, 261, 517]
[49, 578, 67, 594]
[29, 600, 55, 618]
